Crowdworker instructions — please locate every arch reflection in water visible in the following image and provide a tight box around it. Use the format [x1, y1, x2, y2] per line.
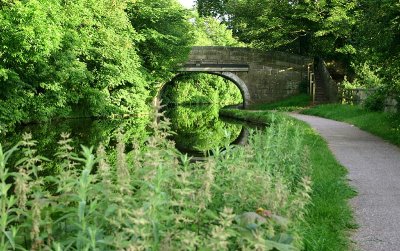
[163, 105, 249, 156]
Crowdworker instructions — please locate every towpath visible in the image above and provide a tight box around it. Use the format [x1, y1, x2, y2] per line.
[289, 113, 400, 251]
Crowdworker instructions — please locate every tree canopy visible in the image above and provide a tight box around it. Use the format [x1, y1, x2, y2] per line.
[0, 0, 193, 129]
[212, 0, 358, 58]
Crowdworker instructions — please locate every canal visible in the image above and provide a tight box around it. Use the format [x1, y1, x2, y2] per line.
[1, 105, 260, 160]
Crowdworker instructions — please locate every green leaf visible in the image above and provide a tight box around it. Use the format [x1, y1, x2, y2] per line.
[2, 230, 15, 250]
[78, 200, 86, 221]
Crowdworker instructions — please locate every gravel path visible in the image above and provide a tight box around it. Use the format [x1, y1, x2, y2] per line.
[289, 113, 400, 251]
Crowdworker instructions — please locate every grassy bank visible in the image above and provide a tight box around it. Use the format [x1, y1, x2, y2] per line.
[220, 109, 356, 251]
[220, 109, 284, 125]
[302, 104, 400, 147]
[247, 94, 311, 111]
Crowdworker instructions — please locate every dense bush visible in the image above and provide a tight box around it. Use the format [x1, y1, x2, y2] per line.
[0, 0, 147, 124]
[363, 90, 386, 112]
[339, 63, 389, 111]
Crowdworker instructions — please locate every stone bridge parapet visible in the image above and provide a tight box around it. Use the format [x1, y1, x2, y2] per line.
[178, 46, 312, 106]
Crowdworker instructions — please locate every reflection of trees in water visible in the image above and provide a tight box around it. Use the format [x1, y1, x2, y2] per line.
[1, 117, 148, 177]
[164, 105, 243, 153]
[3, 105, 247, 165]
[3, 117, 150, 158]
[162, 73, 243, 106]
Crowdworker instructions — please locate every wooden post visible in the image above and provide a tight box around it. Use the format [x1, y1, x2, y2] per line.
[307, 64, 311, 94]
[312, 74, 316, 104]
[309, 73, 315, 103]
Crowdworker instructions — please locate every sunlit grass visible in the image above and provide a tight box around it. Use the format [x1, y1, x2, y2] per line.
[300, 124, 357, 251]
[247, 94, 312, 111]
[302, 104, 400, 146]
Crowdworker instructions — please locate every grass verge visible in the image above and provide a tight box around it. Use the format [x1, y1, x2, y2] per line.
[302, 104, 400, 147]
[247, 94, 311, 111]
[221, 108, 356, 251]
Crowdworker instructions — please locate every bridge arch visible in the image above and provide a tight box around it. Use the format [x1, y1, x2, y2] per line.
[159, 71, 250, 107]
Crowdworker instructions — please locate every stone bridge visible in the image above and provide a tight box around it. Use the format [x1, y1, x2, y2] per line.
[173, 46, 312, 107]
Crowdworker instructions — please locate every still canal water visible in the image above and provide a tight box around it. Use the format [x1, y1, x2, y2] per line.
[2, 105, 258, 158]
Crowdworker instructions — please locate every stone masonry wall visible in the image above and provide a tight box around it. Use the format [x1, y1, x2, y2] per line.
[186, 46, 312, 105]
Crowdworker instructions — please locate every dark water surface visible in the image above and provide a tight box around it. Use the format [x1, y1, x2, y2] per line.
[164, 105, 258, 156]
[1, 105, 259, 158]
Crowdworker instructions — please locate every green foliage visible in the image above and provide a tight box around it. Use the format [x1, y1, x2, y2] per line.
[165, 105, 242, 152]
[349, 0, 400, 99]
[0, 0, 194, 130]
[217, 109, 356, 251]
[225, 0, 357, 57]
[126, 0, 194, 85]
[353, 0, 400, 71]
[363, 90, 386, 112]
[162, 73, 243, 106]
[302, 104, 400, 146]
[351, 63, 383, 89]
[0, 108, 312, 250]
[196, 0, 228, 21]
[193, 15, 243, 46]
[340, 62, 383, 91]
[0, 0, 150, 127]
[338, 62, 387, 111]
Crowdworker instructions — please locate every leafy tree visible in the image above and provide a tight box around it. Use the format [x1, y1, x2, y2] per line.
[63, 0, 148, 116]
[0, 0, 65, 125]
[0, 0, 150, 128]
[196, 0, 228, 21]
[193, 15, 243, 46]
[126, 0, 195, 87]
[352, 0, 400, 94]
[226, 0, 357, 58]
[0, 0, 197, 129]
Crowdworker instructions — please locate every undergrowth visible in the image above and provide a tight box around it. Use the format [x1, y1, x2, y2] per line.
[219, 109, 356, 251]
[1, 100, 312, 250]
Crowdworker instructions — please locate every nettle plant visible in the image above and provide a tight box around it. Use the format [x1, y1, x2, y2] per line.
[0, 101, 312, 250]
